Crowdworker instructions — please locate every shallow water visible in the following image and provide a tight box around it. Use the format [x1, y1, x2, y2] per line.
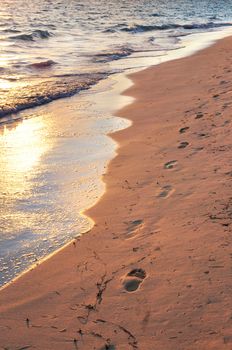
[0, 74, 132, 286]
[1, 1, 232, 286]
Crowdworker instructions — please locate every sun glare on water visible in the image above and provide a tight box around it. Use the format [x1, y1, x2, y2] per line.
[0, 117, 51, 195]
[1, 118, 48, 171]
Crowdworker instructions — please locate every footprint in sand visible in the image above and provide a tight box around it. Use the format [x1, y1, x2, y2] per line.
[164, 160, 178, 169]
[126, 219, 143, 237]
[178, 141, 189, 149]
[195, 112, 204, 119]
[198, 133, 209, 138]
[122, 268, 147, 292]
[100, 344, 116, 350]
[157, 185, 174, 198]
[191, 146, 204, 154]
[179, 126, 189, 134]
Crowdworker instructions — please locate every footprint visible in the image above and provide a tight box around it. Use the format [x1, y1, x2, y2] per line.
[100, 345, 116, 350]
[164, 160, 177, 169]
[193, 147, 204, 152]
[122, 268, 147, 292]
[178, 141, 189, 149]
[126, 219, 143, 237]
[198, 133, 209, 138]
[179, 127, 189, 134]
[195, 112, 204, 119]
[157, 185, 174, 198]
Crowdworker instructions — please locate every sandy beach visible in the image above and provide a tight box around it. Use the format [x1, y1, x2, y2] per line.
[1, 35, 232, 349]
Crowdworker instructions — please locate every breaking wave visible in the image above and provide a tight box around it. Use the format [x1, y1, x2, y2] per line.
[106, 21, 232, 34]
[92, 47, 133, 63]
[10, 29, 52, 41]
[0, 73, 108, 118]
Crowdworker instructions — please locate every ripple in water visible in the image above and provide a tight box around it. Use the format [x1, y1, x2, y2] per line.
[0, 0, 231, 116]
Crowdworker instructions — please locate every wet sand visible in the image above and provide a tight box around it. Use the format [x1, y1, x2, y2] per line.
[1, 36, 232, 349]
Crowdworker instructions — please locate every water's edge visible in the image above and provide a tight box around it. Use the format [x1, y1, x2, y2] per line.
[1, 28, 232, 291]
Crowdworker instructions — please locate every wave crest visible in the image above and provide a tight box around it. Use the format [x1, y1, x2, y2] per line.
[10, 29, 52, 41]
[106, 21, 232, 34]
[0, 73, 108, 118]
[28, 60, 56, 69]
[92, 47, 133, 63]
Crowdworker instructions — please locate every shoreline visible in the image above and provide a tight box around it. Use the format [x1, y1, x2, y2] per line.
[1, 26, 232, 288]
[0, 72, 132, 288]
[1, 35, 232, 349]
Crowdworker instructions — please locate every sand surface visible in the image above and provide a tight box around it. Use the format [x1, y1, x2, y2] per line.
[1, 36, 232, 350]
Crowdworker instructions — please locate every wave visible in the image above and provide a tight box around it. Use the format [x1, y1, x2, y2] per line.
[27, 60, 56, 69]
[181, 22, 232, 30]
[0, 73, 107, 118]
[2, 28, 21, 34]
[106, 21, 232, 34]
[10, 29, 52, 41]
[150, 13, 163, 17]
[92, 47, 133, 63]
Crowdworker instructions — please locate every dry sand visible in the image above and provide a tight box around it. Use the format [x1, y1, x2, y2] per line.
[1, 36, 232, 350]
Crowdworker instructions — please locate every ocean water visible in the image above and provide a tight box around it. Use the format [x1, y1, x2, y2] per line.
[0, 0, 232, 117]
[1, 0, 232, 286]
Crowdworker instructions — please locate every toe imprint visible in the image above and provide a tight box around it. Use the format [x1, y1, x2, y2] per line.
[127, 268, 146, 279]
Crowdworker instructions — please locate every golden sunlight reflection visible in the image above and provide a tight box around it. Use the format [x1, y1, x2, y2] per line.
[0, 117, 50, 194]
[0, 79, 15, 90]
[0, 78, 27, 91]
